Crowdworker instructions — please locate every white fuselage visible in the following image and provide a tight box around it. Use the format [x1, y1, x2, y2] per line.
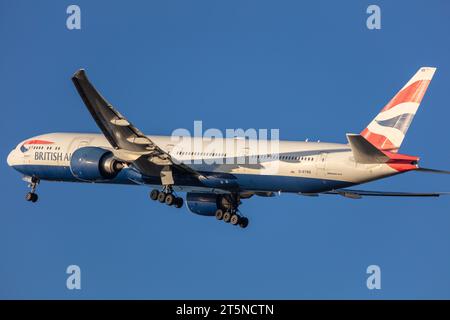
[7, 132, 400, 194]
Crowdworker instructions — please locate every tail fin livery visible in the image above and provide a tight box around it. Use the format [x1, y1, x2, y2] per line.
[361, 67, 436, 153]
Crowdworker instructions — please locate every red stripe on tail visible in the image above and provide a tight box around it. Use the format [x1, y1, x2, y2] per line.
[360, 128, 397, 152]
[382, 80, 431, 111]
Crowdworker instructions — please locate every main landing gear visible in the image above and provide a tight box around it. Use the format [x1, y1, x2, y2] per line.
[215, 209, 249, 229]
[150, 166, 183, 208]
[25, 176, 40, 203]
[214, 194, 249, 229]
[149, 186, 183, 209]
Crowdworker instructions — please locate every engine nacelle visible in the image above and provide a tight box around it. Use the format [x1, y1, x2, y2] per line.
[186, 193, 237, 216]
[70, 147, 123, 181]
[186, 192, 220, 216]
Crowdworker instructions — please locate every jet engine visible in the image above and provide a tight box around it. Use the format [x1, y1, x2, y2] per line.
[70, 147, 124, 181]
[186, 192, 238, 216]
[186, 192, 222, 216]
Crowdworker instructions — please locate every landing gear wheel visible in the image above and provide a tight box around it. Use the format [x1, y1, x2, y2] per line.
[239, 217, 249, 229]
[174, 197, 183, 208]
[150, 189, 159, 201]
[25, 192, 33, 201]
[223, 211, 232, 223]
[165, 193, 175, 206]
[157, 192, 166, 203]
[215, 209, 224, 220]
[230, 214, 240, 225]
[26, 192, 38, 203]
[24, 176, 40, 203]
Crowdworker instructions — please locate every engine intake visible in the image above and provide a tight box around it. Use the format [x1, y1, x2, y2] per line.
[70, 147, 123, 181]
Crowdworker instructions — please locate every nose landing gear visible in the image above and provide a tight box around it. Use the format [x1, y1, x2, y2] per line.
[24, 176, 40, 203]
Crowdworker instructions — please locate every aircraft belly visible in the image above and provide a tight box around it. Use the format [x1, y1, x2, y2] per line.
[13, 162, 355, 194]
[233, 173, 353, 193]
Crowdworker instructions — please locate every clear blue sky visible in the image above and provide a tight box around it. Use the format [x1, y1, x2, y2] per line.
[1, 0, 449, 299]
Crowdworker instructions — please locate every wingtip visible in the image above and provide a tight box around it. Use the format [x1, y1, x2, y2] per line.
[72, 68, 86, 80]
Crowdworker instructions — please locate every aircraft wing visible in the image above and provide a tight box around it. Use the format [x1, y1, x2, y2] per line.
[323, 189, 449, 199]
[71, 69, 203, 178]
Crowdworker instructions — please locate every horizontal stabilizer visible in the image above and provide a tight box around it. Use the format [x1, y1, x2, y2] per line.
[346, 134, 389, 163]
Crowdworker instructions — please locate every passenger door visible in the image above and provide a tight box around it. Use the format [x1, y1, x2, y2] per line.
[316, 152, 328, 176]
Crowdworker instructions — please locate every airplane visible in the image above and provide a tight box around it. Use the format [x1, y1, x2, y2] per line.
[6, 67, 449, 229]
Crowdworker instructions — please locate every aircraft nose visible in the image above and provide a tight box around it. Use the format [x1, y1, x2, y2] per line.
[7, 148, 16, 166]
